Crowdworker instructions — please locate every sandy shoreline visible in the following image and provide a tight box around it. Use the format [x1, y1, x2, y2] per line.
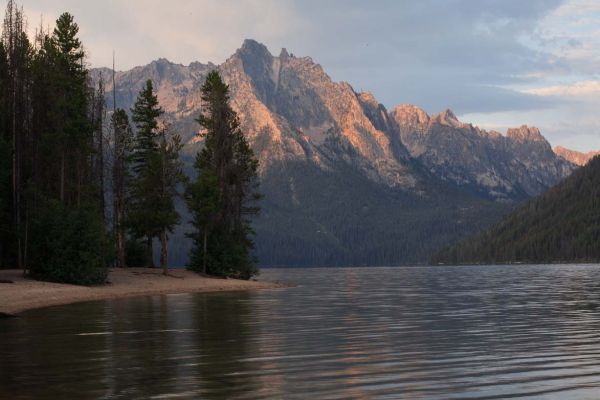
[0, 268, 289, 315]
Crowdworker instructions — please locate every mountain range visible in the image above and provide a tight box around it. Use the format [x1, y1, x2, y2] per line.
[92, 39, 583, 266]
[554, 146, 600, 166]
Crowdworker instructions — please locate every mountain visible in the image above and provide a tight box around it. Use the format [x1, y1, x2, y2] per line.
[554, 146, 600, 166]
[432, 155, 600, 264]
[92, 39, 577, 266]
[390, 105, 574, 201]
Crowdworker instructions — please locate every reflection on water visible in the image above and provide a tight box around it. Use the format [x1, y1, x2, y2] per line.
[2, 265, 600, 399]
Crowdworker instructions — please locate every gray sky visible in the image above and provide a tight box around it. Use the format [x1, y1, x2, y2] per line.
[21, 0, 600, 151]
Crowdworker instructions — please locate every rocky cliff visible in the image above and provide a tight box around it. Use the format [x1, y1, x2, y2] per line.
[92, 39, 578, 266]
[554, 146, 600, 166]
[389, 105, 575, 201]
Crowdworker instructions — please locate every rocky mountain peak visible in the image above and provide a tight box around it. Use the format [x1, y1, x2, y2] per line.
[238, 39, 271, 57]
[389, 104, 430, 131]
[91, 41, 584, 266]
[506, 125, 545, 143]
[358, 91, 378, 107]
[441, 108, 457, 120]
[279, 47, 290, 60]
[94, 39, 576, 203]
[152, 57, 172, 65]
[432, 108, 461, 127]
[554, 146, 600, 166]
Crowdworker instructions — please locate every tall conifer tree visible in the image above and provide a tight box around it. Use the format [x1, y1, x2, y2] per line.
[151, 127, 185, 275]
[111, 109, 133, 267]
[0, 40, 11, 266]
[187, 71, 260, 279]
[25, 11, 108, 284]
[129, 80, 163, 267]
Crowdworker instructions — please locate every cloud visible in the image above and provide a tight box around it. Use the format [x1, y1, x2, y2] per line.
[526, 80, 600, 96]
[270, 0, 568, 113]
[21, 0, 302, 69]
[14, 0, 600, 150]
[21, 1, 565, 97]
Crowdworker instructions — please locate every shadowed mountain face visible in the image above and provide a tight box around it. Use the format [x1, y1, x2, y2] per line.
[92, 39, 576, 266]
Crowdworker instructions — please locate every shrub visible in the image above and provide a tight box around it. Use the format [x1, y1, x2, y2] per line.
[125, 238, 146, 268]
[28, 199, 108, 285]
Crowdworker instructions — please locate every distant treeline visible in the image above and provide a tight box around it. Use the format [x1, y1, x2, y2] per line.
[0, 1, 260, 283]
[432, 155, 600, 265]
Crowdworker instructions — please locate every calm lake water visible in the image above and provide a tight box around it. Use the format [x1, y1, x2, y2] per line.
[3, 265, 600, 399]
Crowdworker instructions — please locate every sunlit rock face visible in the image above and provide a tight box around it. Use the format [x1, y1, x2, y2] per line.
[221, 39, 418, 188]
[389, 106, 576, 200]
[91, 39, 580, 266]
[554, 146, 600, 166]
[94, 39, 573, 200]
[95, 39, 419, 188]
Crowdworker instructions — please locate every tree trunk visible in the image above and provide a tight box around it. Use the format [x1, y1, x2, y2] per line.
[23, 209, 28, 276]
[60, 150, 65, 203]
[203, 227, 208, 275]
[117, 231, 125, 267]
[12, 59, 21, 270]
[160, 229, 168, 276]
[146, 235, 154, 268]
[115, 204, 126, 267]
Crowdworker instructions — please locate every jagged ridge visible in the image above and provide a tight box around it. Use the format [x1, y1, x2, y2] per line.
[92, 39, 578, 266]
[554, 146, 600, 166]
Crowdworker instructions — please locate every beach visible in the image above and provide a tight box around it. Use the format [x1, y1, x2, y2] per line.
[0, 268, 288, 315]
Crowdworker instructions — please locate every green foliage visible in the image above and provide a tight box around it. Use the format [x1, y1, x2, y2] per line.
[433, 156, 600, 265]
[187, 71, 261, 279]
[125, 239, 146, 268]
[128, 81, 164, 240]
[186, 169, 221, 274]
[148, 129, 185, 233]
[0, 4, 110, 287]
[28, 199, 108, 285]
[0, 41, 10, 266]
[194, 225, 257, 279]
[53, 13, 84, 65]
[128, 81, 184, 271]
[131, 80, 163, 175]
[111, 108, 134, 267]
[0, 135, 12, 266]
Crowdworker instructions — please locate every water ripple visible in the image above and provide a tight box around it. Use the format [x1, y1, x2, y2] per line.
[2, 264, 600, 399]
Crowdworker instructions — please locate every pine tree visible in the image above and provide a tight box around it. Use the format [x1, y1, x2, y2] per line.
[187, 71, 260, 279]
[186, 168, 220, 274]
[2, 0, 31, 269]
[51, 12, 90, 206]
[0, 4, 109, 283]
[129, 80, 163, 267]
[151, 127, 185, 275]
[0, 40, 10, 267]
[25, 11, 107, 284]
[111, 109, 133, 267]
[89, 78, 106, 221]
[131, 80, 162, 174]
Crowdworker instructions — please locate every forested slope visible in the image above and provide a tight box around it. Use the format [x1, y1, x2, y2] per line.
[432, 156, 600, 264]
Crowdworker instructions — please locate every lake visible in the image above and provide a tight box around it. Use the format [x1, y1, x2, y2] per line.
[2, 264, 600, 399]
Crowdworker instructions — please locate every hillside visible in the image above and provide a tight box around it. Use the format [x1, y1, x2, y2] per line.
[432, 156, 600, 264]
[92, 40, 576, 266]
